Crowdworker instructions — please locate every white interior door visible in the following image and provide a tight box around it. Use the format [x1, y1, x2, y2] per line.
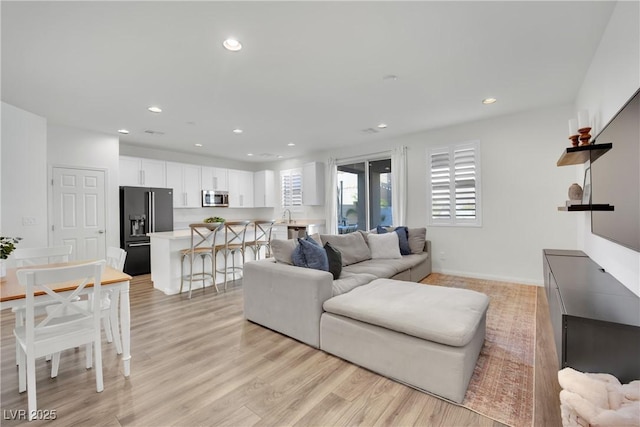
[51, 167, 106, 261]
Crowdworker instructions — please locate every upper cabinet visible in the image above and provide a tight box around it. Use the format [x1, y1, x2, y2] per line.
[254, 170, 275, 208]
[303, 162, 325, 206]
[166, 162, 201, 208]
[201, 167, 229, 191]
[228, 169, 254, 208]
[119, 156, 166, 188]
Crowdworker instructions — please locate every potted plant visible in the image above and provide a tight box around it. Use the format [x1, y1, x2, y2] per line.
[1, 236, 22, 278]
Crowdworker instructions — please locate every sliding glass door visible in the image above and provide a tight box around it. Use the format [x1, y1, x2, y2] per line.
[337, 158, 392, 233]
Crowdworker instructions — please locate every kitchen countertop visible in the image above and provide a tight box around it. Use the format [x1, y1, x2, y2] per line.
[275, 219, 325, 228]
[148, 219, 325, 240]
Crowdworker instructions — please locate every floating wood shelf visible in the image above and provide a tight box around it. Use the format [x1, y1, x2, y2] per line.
[557, 204, 614, 212]
[557, 143, 612, 166]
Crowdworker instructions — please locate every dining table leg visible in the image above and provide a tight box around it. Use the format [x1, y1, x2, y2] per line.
[119, 281, 131, 377]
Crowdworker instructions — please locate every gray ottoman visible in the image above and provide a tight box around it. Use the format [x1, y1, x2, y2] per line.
[320, 278, 489, 403]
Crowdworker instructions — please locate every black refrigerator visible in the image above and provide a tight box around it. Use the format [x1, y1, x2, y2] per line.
[120, 186, 174, 276]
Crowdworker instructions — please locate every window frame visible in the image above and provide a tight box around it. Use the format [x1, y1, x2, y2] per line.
[280, 167, 304, 212]
[426, 140, 482, 227]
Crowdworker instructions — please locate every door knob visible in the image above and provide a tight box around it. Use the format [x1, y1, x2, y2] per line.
[98, 230, 105, 234]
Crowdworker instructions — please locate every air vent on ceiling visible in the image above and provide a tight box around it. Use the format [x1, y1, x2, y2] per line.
[144, 130, 165, 135]
[362, 128, 379, 134]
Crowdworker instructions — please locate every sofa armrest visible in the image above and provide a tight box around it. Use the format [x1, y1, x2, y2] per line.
[424, 240, 432, 255]
[243, 259, 334, 348]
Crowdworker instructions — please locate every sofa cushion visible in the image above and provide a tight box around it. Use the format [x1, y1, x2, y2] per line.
[307, 232, 322, 246]
[271, 239, 297, 265]
[320, 232, 371, 266]
[331, 272, 377, 296]
[385, 253, 430, 272]
[368, 232, 402, 259]
[408, 227, 427, 254]
[292, 238, 329, 271]
[342, 260, 398, 279]
[323, 278, 490, 347]
[324, 242, 342, 280]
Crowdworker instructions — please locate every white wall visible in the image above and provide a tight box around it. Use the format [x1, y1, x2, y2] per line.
[1, 103, 48, 263]
[270, 104, 578, 285]
[47, 124, 120, 251]
[575, 1, 640, 296]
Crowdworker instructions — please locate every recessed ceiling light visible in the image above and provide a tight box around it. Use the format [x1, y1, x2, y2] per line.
[117, 129, 129, 134]
[287, 142, 295, 147]
[148, 106, 162, 113]
[194, 143, 203, 147]
[482, 98, 497, 104]
[276, 155, 283, 159]
[377, 123, 388, 129]
[383, 74, 398, 81]
[233, 128, 243, 134]
[223, 38, 242, 52]
[247, 153, 253, 156]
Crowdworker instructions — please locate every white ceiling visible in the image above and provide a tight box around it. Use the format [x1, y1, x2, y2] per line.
[2, 1, 616, 162]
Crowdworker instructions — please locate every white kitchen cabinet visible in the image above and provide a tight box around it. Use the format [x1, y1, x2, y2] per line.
[303, 161, 325, 206]
[254, 170, 275, 208]
[201, 167, 228, 191]
[228, 169, 254, 208]
[166, 162, 201, 208]
[119, 156, 166, 188]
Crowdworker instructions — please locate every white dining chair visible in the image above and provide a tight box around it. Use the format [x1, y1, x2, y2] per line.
[98, 247, 127, 353]
[47, 246, 127, 361]
[15, 260, 106, 421]
[11, 245, 73, 364]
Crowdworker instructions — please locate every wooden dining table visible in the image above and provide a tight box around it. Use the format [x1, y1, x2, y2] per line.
[0, 262, 133, 377]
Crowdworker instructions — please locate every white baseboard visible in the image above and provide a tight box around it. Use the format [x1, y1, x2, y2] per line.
[434, 268, 544, 287]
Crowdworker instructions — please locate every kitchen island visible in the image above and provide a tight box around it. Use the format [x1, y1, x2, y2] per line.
[148, 219, 325, 296]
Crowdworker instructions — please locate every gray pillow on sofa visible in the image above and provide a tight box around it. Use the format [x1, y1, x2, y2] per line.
[271, 239, 297, 265]
[320, 232, 371, 266]
[408, 227, 427, 254]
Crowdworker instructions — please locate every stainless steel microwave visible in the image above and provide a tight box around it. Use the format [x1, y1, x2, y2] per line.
[202, 190, 229, 207]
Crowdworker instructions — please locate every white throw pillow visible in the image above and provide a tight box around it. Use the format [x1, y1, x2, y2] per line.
[368, 232, 402, 259]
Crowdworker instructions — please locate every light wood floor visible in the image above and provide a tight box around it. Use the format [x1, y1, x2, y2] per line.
[0, 274, 562, 426]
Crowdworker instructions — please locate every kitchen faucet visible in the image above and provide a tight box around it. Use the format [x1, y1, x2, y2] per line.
[282, 209, 292, 223]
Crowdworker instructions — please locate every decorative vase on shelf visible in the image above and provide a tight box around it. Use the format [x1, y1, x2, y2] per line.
[568, 183, 583, 201]
[0, 259, 6, 279]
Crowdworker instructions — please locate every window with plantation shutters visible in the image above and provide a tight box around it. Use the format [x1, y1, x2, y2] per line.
[280, 168, 303, 210]
[427, 141, 482, 226]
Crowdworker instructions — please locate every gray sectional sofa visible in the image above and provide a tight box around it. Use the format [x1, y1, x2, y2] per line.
[243, 229, 432, 348]
[243, 228, 489, 403]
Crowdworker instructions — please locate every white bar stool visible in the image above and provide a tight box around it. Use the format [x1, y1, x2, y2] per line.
[213, 220, 251, 290]
[248, 219, 276, 260]
[179, 222, 223, 299]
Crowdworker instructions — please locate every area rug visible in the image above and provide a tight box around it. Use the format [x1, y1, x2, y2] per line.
[422, 273, 537, 427]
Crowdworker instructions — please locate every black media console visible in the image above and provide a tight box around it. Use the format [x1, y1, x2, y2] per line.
[543, 249, 640, 382]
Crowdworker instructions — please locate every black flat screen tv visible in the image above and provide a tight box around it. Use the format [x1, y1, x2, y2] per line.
[590, 88, 640, 252]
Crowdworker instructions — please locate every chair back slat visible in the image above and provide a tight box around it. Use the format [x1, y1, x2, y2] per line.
[14, 245, 73, 267]
[17, 261, 106, 349]
[188, 223, 224, 251]
[254, 220, 276, 243]
[106, 247, 127, 271]
[222, 220, 251, 245]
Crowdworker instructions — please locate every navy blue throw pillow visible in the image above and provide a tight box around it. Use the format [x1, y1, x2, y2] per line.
[376, 225, 388, 234]
[292, 237, 329, 271]
[394, 226, 412, 255]
[324, 242, 342, 280]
